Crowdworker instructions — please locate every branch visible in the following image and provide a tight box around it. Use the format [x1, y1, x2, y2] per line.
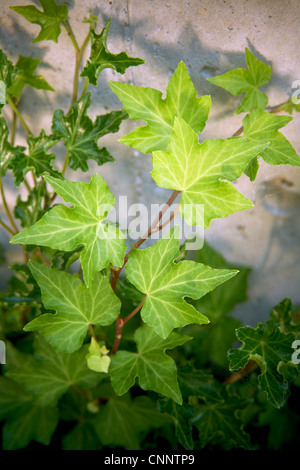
[111, 189, 181, 292]
[110, 296, 147, 355]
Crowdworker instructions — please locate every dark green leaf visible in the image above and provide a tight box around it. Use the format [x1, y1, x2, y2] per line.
[7, 335, 101, 407]
[11, 129, 62, 186]
[81, 19, 144, 86]
[9, 55, 55, 100]
[93, 394, 171, 450]
[51, 92, 127, 171]
[228, 322, 296, 408]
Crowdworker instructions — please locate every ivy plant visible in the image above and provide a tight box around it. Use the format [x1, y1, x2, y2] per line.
[0, 1, 300, 451]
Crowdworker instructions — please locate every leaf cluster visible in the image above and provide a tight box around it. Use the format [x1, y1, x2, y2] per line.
[0, 0, 299, 451]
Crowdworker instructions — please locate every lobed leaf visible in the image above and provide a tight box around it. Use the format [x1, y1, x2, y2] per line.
[125, 226, 238, 337]
[10, 174, 126, 287]
[208, 47, 271, 114]
[23, 261, 121, 353]
[10, 130, 62, 186]
[94, 394, 172, 450]
[228, 322, 297, 408]
[10, 0, 68, 43]
[109, 324, 191, 404]
[51, 92, 128, 171]
[242, 109, 300, 180]
[109, 61, 211, 153]
[7, 335, 101, 407]
[9, 55, 55, 100]
[152, 117, 267, 227]
[81, 19, 145, 86]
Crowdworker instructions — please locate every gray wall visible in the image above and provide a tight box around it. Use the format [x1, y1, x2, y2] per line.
[1, 0, 300, 324]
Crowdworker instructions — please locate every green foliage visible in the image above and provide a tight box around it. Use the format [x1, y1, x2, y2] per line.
[81, 19, 145, 86]
[208, 47, 271, 114]
[0, 5, 300, 451]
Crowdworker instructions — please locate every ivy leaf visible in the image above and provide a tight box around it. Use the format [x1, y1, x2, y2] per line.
[267, 297, 300, 334]
[7, 335, 101, 407]
[228, 322, 296, 408]
[86, 338, 111, 373]
[207, 47, 271, 114]
[109, 61, 211, 154]
[23, 261, 121, 353]
[11, 130, 62, 187]
[10, 0, 68, 43]
[80, 19, 145, 86]
[9, 55, 55, 100]
[93, 393, 171, 450]
[0, 117, 25, 177]
[2, 401, 59, 450]
[109, 324, 191, 404]
[158, 398, 194, 450]
[51, 92, 128, 171]
[193, 394, 255, 449]
[0, 376, 32, 420]
[126, 227, 238, 338]
[14, 180, 46, 228]
[0, 50, 17, 111]
[152, 117, 267, 228]
[243, 110, 300, 179]
[10, 174, 126, 287]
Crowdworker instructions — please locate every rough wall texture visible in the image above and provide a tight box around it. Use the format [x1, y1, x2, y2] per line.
[0, 0, 300, 324]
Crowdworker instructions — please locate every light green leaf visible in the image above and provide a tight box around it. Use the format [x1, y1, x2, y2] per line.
[10, 174, 126, 287]
[125, 226, 238, 338]
[86, 338, 111, 373]
[208, 47, 271, 113]
[152, 118, 267, 227]
[243, 110, 300, 173]
[7, 335, 100, 407]
[9, 55, 55, 100]
[109, 325, 191, 403]
[10, 0, 68, 43]
[10, 130, 62, 186]
[51, 92, 127, 171]
[81, 19, 144, 86]
[23, 261, 121, 353]
[228, 322, 296, 408]
[109, 61, 211, 153]
[94, 393, 172, 450]
[0, 117, 25, 177]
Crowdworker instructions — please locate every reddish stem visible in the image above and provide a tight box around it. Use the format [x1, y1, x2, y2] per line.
[110, 296, 147, 355]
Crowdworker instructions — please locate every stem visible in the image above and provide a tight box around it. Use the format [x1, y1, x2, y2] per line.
[8, 99, 32, 135]
[232, 100, 291, 137]
[63, 21, 79, 52]
[223, 360, 259, 384]
[10, 106, 17, 145]
[111, 189, 181, 292]
[0, 178, 18, 234]
[0, 219, 15, 236]
[71, 384, 90, 400]
[110, 296, 147, 355]
[61, 150, 70, 176]
[89, 323, 98, 342]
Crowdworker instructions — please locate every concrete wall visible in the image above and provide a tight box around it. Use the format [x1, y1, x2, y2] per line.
[0, 0, 300, 324]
